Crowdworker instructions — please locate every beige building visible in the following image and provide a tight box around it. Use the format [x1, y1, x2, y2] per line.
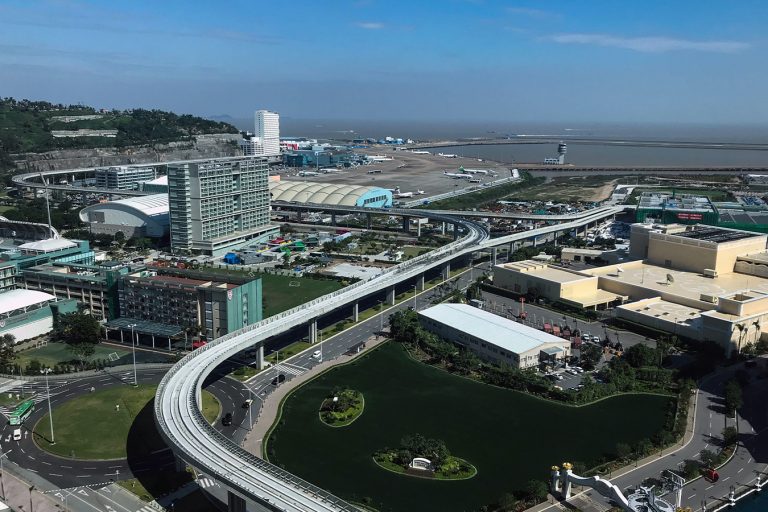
[493, 260, 623, 309]
[418, 303, 571, 369]
[493, 224, 768, 356]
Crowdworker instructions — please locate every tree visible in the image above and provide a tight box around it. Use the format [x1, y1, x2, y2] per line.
[0, 333, 16, 371]
[699, 449, 718, 469]
[68, 343, 96, 369]
[724, 380, 743, 416]
[722, 426, 738, 447]
[114, 231, 126, 246]
[524, 479, 548, 503]
[579, 343, 602, 371]
[54, 311, 101, 346]
[635, 438, 653, 458]
[615, 442, 632, 460]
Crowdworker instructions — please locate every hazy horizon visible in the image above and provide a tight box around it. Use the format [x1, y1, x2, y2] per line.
[1, 1, 767, 127]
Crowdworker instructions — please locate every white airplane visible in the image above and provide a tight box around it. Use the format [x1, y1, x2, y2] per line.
[394, 191, 414, 198]
[320, 168, 342, 174]
[459, 167, 490, 175]
[416, 190, 425, 195]
[411, 150, 431, 155]
[438, 153, 458, 158]
[443, 171, 472, 180]
[367, 155, 394, 162]
[388, 187, 401, 193]
[298, 171, 319, 177]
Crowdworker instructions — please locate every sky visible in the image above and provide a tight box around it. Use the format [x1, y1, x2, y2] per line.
[0, 0, 766, 125]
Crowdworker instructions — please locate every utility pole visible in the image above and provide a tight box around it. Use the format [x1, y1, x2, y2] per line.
[41, 368, 54, 444]
[127, 323, 138, 386]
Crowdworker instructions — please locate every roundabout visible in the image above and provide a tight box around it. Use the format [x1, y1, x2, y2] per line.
[0, 366, 251, 489]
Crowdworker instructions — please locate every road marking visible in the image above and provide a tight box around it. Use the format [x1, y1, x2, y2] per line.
[688, 494, 695, 499]
[706, 485, 714, 490]
[49, 472, 63, 477]
[738, 468, 744, 473]
[723, 476, 731, 481]
[76, 475, 91, 478]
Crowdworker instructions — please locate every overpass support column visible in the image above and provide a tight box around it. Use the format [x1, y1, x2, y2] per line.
[508, 242, 515, 259]
[353, 302, 359, 322]
[366, 213, 372, 230]
[331, 213, 337, 226]
[453, 224, 459, 240]
[256, 345, 265, 370]
[417, 221, 422, 237]
[417, 274, 425, 291]
[441, 222, 446, 235]
[402, 216, 409, 233]
[387, 286, 396, 306]
[309, 320, 318, 344]
[227, 491, 246, 512]
[442, 263, 451, 282]
[491, 247, 497, 266]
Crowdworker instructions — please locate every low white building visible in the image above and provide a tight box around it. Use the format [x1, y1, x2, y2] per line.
[418, 303, 571, 369]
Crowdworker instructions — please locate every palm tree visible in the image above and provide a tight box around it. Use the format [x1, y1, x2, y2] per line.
[735, 323, 747, 355]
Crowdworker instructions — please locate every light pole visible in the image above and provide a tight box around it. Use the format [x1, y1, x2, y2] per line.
[127, 323, 138, 387]
[0, 448, 12, 500]
[40, 368, 54, 445]
[412, 284, 417, 310]
[247, 387, 254, 430]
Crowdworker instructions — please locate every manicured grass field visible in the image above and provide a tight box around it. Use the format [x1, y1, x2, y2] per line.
[266, 343, 673, 512]
[16, 343, 131, 369]
[260, 274, 345, 318]
[34, 385, 219, 460]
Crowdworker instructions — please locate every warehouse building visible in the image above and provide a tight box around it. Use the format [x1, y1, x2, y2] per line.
[418, 303, 571, 369]
[0, 290, 78, 342]
[79, 194, 170, 239]
[269, 181, 392, 208]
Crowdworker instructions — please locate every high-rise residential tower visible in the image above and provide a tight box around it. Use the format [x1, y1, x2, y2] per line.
[255, 110, 280, 156]
[167, 157, 278, 256]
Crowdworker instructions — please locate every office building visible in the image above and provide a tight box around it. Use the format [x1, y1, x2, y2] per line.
[95, 166, 157, 190]
[255, 110, 280, 156]
[418, 304, 570, 369]
[115, 270, 262, 345]
[167, 157, 278, 256]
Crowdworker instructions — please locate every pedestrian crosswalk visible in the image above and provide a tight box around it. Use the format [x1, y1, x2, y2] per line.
[274, 362, 306, 376]
[137, 506, 157, 512]
[197, 477, 218, 489]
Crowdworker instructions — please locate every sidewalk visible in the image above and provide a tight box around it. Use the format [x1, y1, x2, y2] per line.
[0, 468, 65, 512]
[242, 333, 388, 457]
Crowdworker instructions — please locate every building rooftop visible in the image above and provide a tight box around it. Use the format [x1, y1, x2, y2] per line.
[141, 175, 168, 186]
[496, 261, 592, 284]
[638, 192, 715, 212]
[0, 290, 57, 315]
[419, 303, 567, 354]
[18, 238, 78, 253]
[108, 194, 169, 217]
[673, 226, 757, 244]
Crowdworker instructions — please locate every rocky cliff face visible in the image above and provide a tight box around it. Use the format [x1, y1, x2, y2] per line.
[12, 133, 242, 172]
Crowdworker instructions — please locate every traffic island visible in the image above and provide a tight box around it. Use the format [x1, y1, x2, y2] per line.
[319, 388, 364, 427]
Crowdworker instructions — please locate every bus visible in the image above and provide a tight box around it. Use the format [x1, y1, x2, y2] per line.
[8, 400, 34, 426]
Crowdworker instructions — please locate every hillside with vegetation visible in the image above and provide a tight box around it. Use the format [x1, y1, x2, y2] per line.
[0, 97, 239, 171]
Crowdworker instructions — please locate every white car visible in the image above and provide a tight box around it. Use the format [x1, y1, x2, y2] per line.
[312, 350, 322, 359]
[12, 429, 21, 441]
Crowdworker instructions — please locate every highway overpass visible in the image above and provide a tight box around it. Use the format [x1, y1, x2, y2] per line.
[155, 206, 623, 512]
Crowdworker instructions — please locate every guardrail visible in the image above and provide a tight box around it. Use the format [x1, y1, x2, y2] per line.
[155, 206, 622, 511]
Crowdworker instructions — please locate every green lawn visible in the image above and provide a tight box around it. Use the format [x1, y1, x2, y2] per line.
[266, 341, 312, 363]
[16, 342, 131, 369]
[266, 343, 673, 512]
[34, 385, 219, 460]
[260, 274, 345, 318]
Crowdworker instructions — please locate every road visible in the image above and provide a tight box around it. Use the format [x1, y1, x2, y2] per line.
[540, 359, 768, 512]
[0, 366, 251, 512]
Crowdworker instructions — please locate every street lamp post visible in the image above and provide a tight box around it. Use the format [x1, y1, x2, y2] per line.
[128, 323, 138, 387]
[412, 284, 417, 310]
[40, 368, 54, 445]
[0, 448, 12, 500]
[247, 387, 254, 431]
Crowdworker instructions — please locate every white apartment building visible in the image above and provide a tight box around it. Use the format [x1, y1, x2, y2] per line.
[255, 110, 280, 156]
